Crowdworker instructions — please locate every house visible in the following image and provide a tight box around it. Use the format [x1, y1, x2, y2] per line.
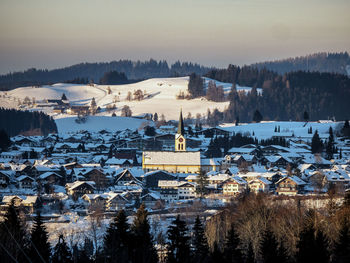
[38, 172, 62, 185]
[275, 176, 306, 195]
[177, 182, 196, 200]
[140, 192, 162, 208]
[105, 157, 133, 167]
[0, 171, 10, 187]
[66, 181, 95, 198]
[2, 195, 41, 214]
[115, 169, 142, 186]
[141, 170, 176, 189]
[222, 176, 247, 195]
[201, 158, 220, 172]
[67, 105, 90, 115]
[105, 193, 130, 211]
[248, 177, 271, 193]
[16, 175, 35, 189]
[158, 180, 179, 201]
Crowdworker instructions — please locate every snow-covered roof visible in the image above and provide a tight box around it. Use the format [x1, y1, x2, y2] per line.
[66, 180, 95, 190]
[38, 172, 61, 179]
[16, 175, 34, 182]
[143, 151, 201, 165]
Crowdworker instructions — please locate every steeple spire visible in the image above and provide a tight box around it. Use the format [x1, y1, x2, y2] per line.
[177, 109, 185, 135]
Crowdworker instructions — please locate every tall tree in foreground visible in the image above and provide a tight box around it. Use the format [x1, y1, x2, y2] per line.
[103, 209, 130, 263]
[0, 129, 11, 151]
[333, 220, 350, 263]
[166, 215, 191, 263]
[29, 213, 51, 263]
[52, 234, 72, 263]
[130, 204, 158, 263]
[223, 223, 243, 263]
[0, 200, 28, 263]
[195, 171, 209, 199]
[192, 216, 208, 262]
[260, 229, 288, 263]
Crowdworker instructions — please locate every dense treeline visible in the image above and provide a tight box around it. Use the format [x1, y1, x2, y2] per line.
[205, 133, 289, 157]
[218, 71, 350, 122]
[0, 108, 57, 136]
[2, 194, 349, 263]
[0, 59, 212, 91]
[99, 71, 129, 85]
[252, 52, 350, 75]
[205, 192, 350, 263]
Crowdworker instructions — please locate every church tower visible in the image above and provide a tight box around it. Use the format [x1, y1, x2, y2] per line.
[175, 110, 186, 151]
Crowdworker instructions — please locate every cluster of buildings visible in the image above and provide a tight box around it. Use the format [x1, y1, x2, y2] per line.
[1, 111, 350, 217]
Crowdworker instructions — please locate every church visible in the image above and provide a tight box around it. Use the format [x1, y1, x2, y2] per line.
[142, 110, 218, 174]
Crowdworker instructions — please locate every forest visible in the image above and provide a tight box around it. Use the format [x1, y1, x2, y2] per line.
[1, 193, 349, 263]
[0, 59, 212, 91]
[0, 108, 57, 136]
[252, 52, 350, 75]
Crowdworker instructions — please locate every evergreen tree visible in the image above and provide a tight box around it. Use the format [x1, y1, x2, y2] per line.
[195, 171, 209, 198]
[253, 110, 263, 123]
[296, 224, 329, 263]
[192, 216, 208, 262]
[223, 223, 243, 263]
[303, 111, 309, 122]
[342, 120, 350, 137]
[103, 209, 130, 263]
[333, 221, 350, 263]
[130, 204, 158, 263]
[311, 130, 323, 153]
[153, 112, 158, 122]
[210, 242, 224, 262]
[245, 241, 255, 263]
[61, 93, 68, 100]
[52, 234, 72, 263]
[0, 129, 11, 151]
[29, 212, 51, 263]
[0, 200, 28, 263]
[260, 229, 287, 263]
[78, 238, 94, 263]
[166, 215, 191, 263]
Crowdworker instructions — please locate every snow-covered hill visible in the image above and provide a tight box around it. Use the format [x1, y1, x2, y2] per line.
[55, 116, 150, 134]
[1, 77, 235, 120]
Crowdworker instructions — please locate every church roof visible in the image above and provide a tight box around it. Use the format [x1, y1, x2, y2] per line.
[143, 151, 201, 166]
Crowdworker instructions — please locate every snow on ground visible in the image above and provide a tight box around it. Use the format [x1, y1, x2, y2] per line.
[55, 115, 151, 133]
[203, 77, 262, 95]
[1, 77, 230, 120]
[219, 121, 341, 140]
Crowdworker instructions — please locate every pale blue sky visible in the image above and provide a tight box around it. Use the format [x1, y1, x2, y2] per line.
[0, 0, 349, 73]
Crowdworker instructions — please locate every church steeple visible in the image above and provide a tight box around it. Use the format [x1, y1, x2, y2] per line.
[177, 109, 185, 135]
[175, 109, 186, 151]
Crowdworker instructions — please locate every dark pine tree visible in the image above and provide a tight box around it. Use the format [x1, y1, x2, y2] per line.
[52, 234, 73, 263]
[260, 229, 288, 263]
[245, 241, 255, 263]
[223, 223, 243, 263]
[253, 110, 263, 123]
[130, 204, 158, 263]
[192, 216, 208, 262]
[0, 129, 11, 151]
[296, 224, 329, 263]
[303, 111, 309, 122]
[29, 213, 51, 263]
[61, 93, 68, 100]
[103, 209, 130, 263]
[333, 221, 350, 263]
[0, 200, 28, 263]
[210, 242, 224, 262]
[342, 120, 350, 137]
[311, 130, 323, 154]
[166, 215, 191, 263]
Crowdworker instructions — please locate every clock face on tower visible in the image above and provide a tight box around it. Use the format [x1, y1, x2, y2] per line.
[179, 138, 183, 142]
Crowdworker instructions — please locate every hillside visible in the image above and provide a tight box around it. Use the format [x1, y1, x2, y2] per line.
[1, 77, 233, 121]
[0, 59, 212, 91]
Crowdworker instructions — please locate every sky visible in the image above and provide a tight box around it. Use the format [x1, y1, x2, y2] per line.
[0, 0, 349, 74]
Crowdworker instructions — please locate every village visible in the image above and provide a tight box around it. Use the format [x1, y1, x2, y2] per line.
[0, 109, 350, 224]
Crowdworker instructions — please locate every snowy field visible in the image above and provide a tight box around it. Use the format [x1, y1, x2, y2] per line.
[55, 115, 151, 133]
[0, 77, 233, 120]
[220, 121, 341, 140]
